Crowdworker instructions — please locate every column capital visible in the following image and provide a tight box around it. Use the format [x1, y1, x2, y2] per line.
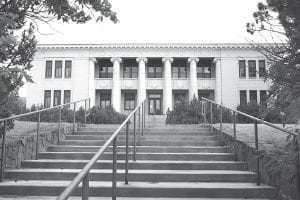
[89, 57, 97, 63]
[188, 57, 199, 63]
[213, 57, 220, 64]
[110, 57, 122, 63]
[136, 57, 148, 63]
[162, 57, 174, 64]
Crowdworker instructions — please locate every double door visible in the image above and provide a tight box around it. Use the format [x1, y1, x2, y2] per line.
[148, 94, 162, 115]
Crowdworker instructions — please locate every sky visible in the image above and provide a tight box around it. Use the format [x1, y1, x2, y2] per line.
[20, 0, 265, 97]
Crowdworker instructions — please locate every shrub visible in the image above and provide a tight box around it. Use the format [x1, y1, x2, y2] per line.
[87, 105, 127, 124]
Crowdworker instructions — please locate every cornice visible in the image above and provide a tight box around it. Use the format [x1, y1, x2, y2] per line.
[36, 43, 275, 50]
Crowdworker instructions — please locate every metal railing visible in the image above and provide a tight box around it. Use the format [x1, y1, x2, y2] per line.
[57, 99, 146, 200]
[200, 97, 298, 186]
[0, 98, 91, 182]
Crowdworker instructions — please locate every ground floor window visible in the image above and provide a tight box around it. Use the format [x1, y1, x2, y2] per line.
[249, 90, 257, 104]
[260, 90, 267, 103]
[44, 90, 51, 108]
[198, 90, 214, 100]
[64, 90, 71, 107]
[100, 93, 111, 108]
[53, 90, 61, 106]
[124, 93, 135, 110]
[174, 93, 186, 104]
[240, 90, 247, 105]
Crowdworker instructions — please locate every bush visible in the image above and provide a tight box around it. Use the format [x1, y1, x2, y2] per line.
[87, 105, 127, 124]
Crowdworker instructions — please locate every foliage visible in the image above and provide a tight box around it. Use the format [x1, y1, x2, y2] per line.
[247, 0, 300, 121]
[0, 0, 118, 114]
[87, 105, 127, 124]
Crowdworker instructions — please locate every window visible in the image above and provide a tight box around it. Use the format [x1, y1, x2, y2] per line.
[172, 59, 187, 78]
[64, 90, 71, 105]
[100, 93, 111, 108]
[45, 61, 52, 78]
[44, 90, 51, 108]
[198, 90, 215, 100]
[98, 59, 113, 78]
[148, 59, 162, 78]
[55, 61, 62, 78]
[240, 90, 247, 105]
[248, 60, 256, 78]
[124, 93, 135, 110]
[53, 90, 61, 106]
[123, 59, 138, 78]
[174, 93, 186, 104]
[197, 59, 213, 78]
[239, 60, 246, 78]
[65, 60, 72, 78]
[260, 90, 267, 103]
[249, 90, 257, 104]
[259, 60, 266, 78]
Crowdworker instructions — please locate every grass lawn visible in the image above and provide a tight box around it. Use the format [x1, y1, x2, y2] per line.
[213, 123, 298, 158]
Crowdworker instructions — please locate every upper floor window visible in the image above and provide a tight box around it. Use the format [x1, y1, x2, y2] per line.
[240, 90, 247, 105]
[239, 60, 246, 78]
[197, 59, 214, 78]
[53, 90, 61, 106]
[148, 59, 162, 78]
[45, 61, 52, 78]
[55, 61, 62, 78]
[44, 90, 51, 108]
[97, 59, 113, 78]
[65, 60, 72, 78]
[124, 93, 135, 110]
[259, 60, 266, 78]
[100, 93, 111, 108]
[123, 59, 138, 78]
[248, 60, 256, 78]
[172, 59, 187, 78]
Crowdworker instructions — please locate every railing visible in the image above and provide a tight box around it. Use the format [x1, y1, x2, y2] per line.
[200, 97, 298, 186]
[0, 98, 91, 182]
[57, 99, 146, 200]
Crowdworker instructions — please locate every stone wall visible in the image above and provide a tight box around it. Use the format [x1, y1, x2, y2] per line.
[216, 128, 300, 200]
[0, 124, 72, 169]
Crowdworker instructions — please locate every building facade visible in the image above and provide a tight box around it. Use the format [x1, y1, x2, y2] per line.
[27, 43, 270, 114]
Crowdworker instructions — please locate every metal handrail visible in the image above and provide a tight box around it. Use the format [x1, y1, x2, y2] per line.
[0, 98, 91, 182]
[201, 97, 298, 187]
[57, 99, 146, 200]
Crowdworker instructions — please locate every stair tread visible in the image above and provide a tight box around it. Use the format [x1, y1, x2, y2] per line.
[0, 197, 273, 200]
[39, 152, 234, 155]
[48, 145, 228, 148]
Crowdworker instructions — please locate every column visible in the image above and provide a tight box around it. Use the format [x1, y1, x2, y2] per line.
[215, 58, 222, 104]
[257, 90, 261, 104]
[246, 90, 250, 104]
[88, 58, 96, 106]
[136, 57, 147, 104]
[111, 57, 122, 112]
[188, 57, 199, 100]
[162, 57, 173, 113]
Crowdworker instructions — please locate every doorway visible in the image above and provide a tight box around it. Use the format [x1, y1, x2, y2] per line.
[148, 93, 162, 115]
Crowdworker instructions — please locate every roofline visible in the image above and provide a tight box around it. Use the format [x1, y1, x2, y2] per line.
[36, 43, 275, 50]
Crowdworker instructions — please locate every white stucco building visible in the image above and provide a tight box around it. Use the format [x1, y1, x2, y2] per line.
[27, 43, 270, 115]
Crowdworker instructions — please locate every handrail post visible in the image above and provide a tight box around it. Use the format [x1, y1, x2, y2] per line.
[138, 107, 141, 143]
[144, 101, 146, 128]
[0, 120, 7, 182]
[233, 111, 237, 161]
[73, 102, 76, 134]
[133, 112, 136, 161]
[141, 102, 144, 136]
[82, 172, 89, 200]
[220, 105, 223, 132]
[254, 121, 260, 185]
[58, 107, 62, 144]
[36, 112, 41, 160]
[210, 102, 213, 130]
[112, 137, 118, 200]
[125, 122, 129, 184]
[84, 99, 87, 125]
[203, 102, 206, 126]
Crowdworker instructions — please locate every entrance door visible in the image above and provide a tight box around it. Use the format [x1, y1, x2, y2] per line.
[149, 94, 162, 115]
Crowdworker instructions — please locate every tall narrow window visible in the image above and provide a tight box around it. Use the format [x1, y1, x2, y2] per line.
[249, 90, 257, 104]
[64, 90, 71, 104]
[239, 60, 246, 78]
[259, 60, 266, 78]
[100, 93, 111, 108]
[260, 90, 267, 103]
[53, 90, 61, 106]
[240, 90, 247, 105]
[124, 93, 135, 110]
[248, 60, 256, 78]
[45, 61, 52, 78]
[65, 60, 72, 78]
[55, 61, 62, 78]
[44, 90, 51, 108]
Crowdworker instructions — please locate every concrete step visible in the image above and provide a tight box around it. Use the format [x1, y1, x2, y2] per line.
[0, 181, 276, 198]
[5, 169, 257, 182]
[65, 135, 219, 141]
[0, 197, 274, 200]
[59, 140, 220, 146]
[21, 160, 248, 170]
[38, 152, 235, 161]
[47, 145, 230, 153]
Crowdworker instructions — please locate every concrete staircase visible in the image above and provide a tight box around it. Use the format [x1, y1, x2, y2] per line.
[0, 124, 276, 199]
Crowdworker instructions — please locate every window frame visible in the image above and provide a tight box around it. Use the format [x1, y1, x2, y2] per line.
[249, 90, 257, 104]
[54, 61, 63, 78]
[248, 60, 257, 78]
[240, 90, 247, 105]
[239, 60, 246, 78]
[45, 61, 53, 78]
[100, 93, 111, 108]
[123, 65, 138, 78]
[259, 60, 266, 78]
[44, 90, 51, 108]
[124, 93, 136, 110]
[147, 65, 162, 78]
[64, 60, 72, 78]
[53, 90, 61, 106]
[197, 59, 213, 78]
